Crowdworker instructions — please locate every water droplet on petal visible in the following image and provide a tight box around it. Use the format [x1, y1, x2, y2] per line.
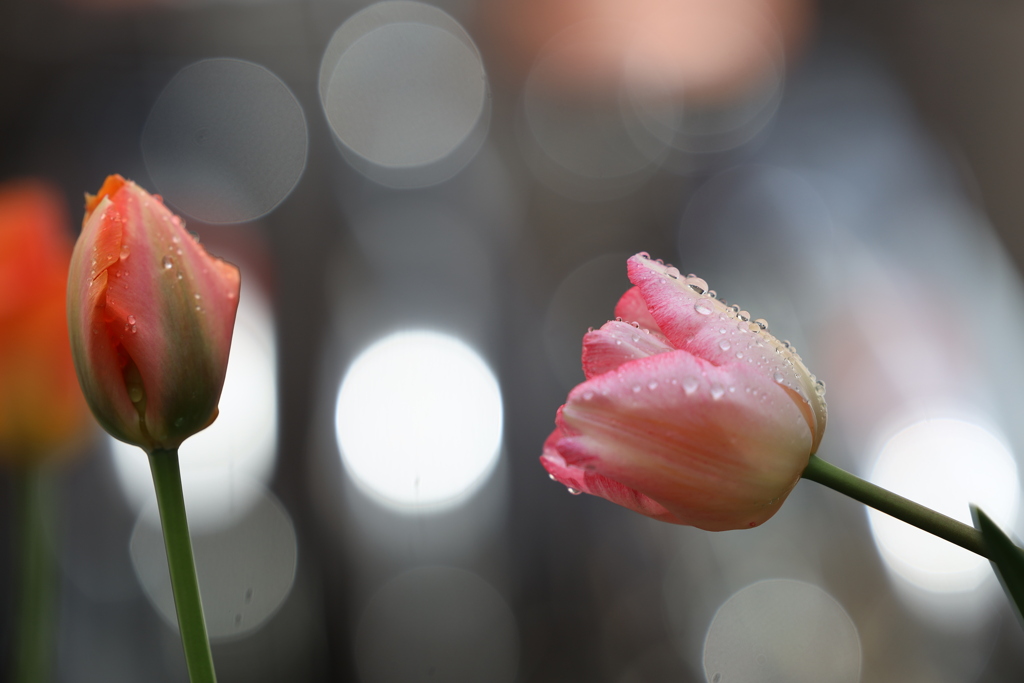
[755, 318, 769, 331]
[648, 381, 658, 390]
[719, 339, 731, 351]
[583, 391, 594, 401]
[128, 386, 144, 404]
[686, 275, 708, 294]
[694, 299, 713, 316]
[682, 377, 699, 395]
[710, 384, 725, 400]
[567, 487, 582, 495]
[120, 244, 130, 261]
[162, 256, 173, 270]
[815, 379, 827, 396]
[773, 371, 785, 383]
[632, 385, 642, 393]
[549, 473, 557, 481]
[736, 351, 744, 359]
[127, 315, 136, 325]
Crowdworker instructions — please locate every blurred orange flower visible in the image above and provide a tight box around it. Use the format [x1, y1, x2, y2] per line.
[0, 180, 91, 465]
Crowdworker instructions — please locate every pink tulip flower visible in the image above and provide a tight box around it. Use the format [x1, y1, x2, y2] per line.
[66, 175, 240, 453]
[542, 253, 826, 530]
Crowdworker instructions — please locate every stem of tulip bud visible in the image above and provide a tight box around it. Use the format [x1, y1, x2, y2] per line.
[801, 454, 990, 560]
[14, 466, 54, 683]
[148, 449, 217, 683]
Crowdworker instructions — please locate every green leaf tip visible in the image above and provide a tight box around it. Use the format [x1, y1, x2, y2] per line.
[971, 504, 1024, 629]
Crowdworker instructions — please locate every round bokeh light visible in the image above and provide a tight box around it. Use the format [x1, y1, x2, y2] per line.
[868, 417, 1019, 593]
[704, 579, 861, 683]
[335, 330, 503, 512]
[142, 58, 307, 224]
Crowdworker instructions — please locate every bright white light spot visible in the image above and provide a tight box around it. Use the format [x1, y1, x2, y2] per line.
[868, 418, 1019, 593]
[319, 1, 489, 187]
[141, 58, 307, 224]
[335, 330, 503, 512]
[109, 282, 277, 532]
[704, 579, 861, 683]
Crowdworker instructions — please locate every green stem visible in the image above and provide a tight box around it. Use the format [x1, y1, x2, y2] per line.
[801, 454, 989, 560]
[14, 466, 54, 683]
[148, 449, 217, 683]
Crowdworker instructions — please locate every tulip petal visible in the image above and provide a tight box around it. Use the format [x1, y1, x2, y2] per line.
[613, 286, 663, 334]
[541, 443, 680, 523]
[552, 348, 812, 530]
[626, 253, 826, 451]
[581, 320, 674, 379]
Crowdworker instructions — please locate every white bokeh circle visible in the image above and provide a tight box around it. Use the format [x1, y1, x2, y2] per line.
[141, 58, 307, 224]
[868, 417, 1019, 593]
[319, 1, 489, 187]
[704, 579, 861, 683]
[334, 330, 503, 512]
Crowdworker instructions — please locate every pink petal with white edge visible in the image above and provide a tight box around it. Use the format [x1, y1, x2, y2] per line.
[581, 320, 675, 379]
[541, 447, 680, 523]
[613, 286, 663, 334]
[625, 254, 826, 451]
[557, 347, 813, 531]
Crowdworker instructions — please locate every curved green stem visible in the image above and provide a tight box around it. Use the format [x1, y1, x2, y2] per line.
[801, 454, 989, 560]
[14, 466, 54, 683]
[148, 449, 217, 683]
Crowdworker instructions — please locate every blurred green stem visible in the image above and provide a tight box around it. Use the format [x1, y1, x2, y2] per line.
[14, 466, 54, 683]
[148, 449, 217, 683]
[801, 454, 990, 559]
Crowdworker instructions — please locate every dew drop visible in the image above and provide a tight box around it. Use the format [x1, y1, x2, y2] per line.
[194, 293, 201, 300]
[548, 473, 557, 481]
[567, 487, 582, 495]
[648, 381, 658, 390]
[128, 386, 144, 404]
[583, 391, 594, 401]
[682, 377, 699, 395]
[632, 385, 642, 393]
[718, 339, 731, 351]
[754, 318, 769, 331]
[119, 244, 130, 261]
[773, 371, 785, 383]
[694, 299, 714, 316]
[686, 276, 708, 294]
[708, 290, 717, 299]
[815, 379, 827, 396]
[735, 351, 744, 359]
[631, 335, 640, 343]
[162, 256, 173, 270]
[737, 310, 750, 322]
[127, 315, 136, 325]
[710, 384, 725, 400]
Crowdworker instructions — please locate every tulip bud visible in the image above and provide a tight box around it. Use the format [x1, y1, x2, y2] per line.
[66, 175, 240, 453]
[0, 181, 91, 464]
[541, 253, 827, 531]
